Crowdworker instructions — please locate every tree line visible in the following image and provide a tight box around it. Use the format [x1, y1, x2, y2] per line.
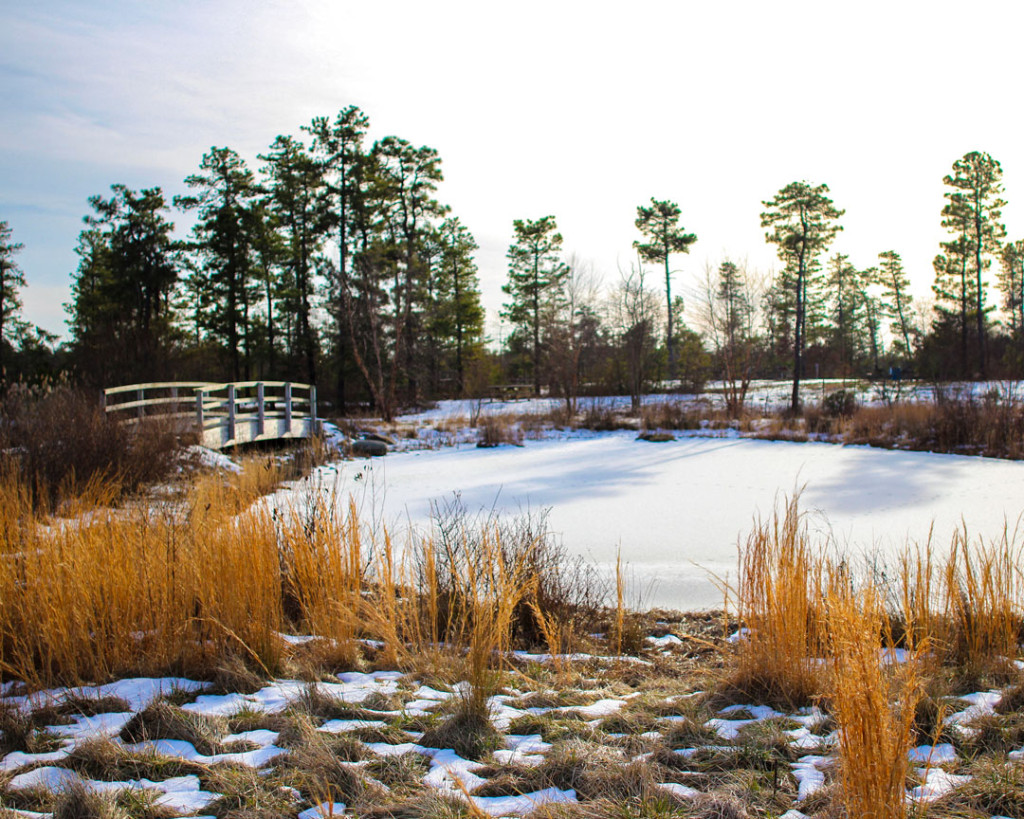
[0, 132, 1021, 416]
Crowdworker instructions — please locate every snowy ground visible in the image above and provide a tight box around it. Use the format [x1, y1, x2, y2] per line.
[305, 431, 1024, 610]
[1, 665, 1012, 818]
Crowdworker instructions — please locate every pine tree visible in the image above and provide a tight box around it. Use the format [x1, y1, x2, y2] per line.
[877, 250, 914, 357]
[998, 240, 1024, 338]
[260, 136, 329, 385]
[373, 136, 446, 403]
[942, 151, 1005, 377]
[68, 186, 179, 384]
[825, 253, 860, 377]
[856, 266, 884, 373]
[433, 217, 483, 395]
[633, 199, 697, 379]
[0, 221, 26, 387]
[176, 146, 259, 380]
[305, 106, 370, 407]
[933, 206, 978, 378]
[761, 182, 844, 411]
[502, 216, 568, 396]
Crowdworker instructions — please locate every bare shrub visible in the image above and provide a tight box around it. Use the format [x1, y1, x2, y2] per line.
[580, 399, 631, 431]
[843, 386, 1024, 459]
[639, 399, 703, 431]
[0, 385, 185, 508]
[426, 500, 606, 652]
[476, 413, 523, 447]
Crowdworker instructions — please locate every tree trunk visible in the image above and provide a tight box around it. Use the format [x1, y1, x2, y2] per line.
[664, 253, 674, 380]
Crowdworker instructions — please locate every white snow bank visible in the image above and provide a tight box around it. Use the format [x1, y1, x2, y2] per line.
[908, 767, 972, 803]
[186, 445, 240, 473]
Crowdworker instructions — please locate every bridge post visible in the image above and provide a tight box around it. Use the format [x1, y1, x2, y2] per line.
[196, 389, 205, 432]
[137, 388, 144, 420]
[309, 385, 317, 436]
[284, 382, 293, 431]
[257, 382, 265, 437]
[227, 384, 236, 443]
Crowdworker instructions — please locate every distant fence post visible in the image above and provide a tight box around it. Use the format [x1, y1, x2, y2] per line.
[196, 389, 205, 431]
[136, 388, 144, 420]
[309, 385, 317, 433]
[257, 382, 265, 437]
[284, 382, 293, 429]
[227, 384, 236, 442]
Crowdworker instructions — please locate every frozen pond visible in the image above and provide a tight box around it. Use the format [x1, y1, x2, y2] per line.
[311, 432, 1024, 609]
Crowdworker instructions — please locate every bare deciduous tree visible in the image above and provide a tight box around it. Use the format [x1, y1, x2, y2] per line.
[698, 259, 762, 417]
[609, 259, 660, 413]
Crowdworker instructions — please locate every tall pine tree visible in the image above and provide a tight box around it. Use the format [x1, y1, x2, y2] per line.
[761, 182, 844, 412]
[176, 147, 259, 380]
[502, 216, 568, 396]
[0, 221, 26, 388]
[633, 199, 697, 379]
[941, 151, 1005, 377]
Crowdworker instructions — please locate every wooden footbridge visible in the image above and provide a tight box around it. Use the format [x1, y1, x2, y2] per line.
[103, 381, 319, 450]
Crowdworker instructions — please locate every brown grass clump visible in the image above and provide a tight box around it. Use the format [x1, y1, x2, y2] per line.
[205, 765, 298, 818]
[826, 579, 920, 819]
[118, 702, 224, 755]
[419, 705, 500, 761]
[280, 722, 377, 807]
[51, 780, 126, 819]
[933, 755, 1024, 817]
[724, 494, 827, 709]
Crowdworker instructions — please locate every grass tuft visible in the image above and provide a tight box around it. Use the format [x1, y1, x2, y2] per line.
[52, 781, 125, 819]
[826, 579, 919, 819]
[723, 493, 827, 709]
[119, 702, 224, 755]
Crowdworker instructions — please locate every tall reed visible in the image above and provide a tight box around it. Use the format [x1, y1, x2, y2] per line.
[940, 524, 1023, 683]
[827, 579, 920, 819]
[0, 461, 573, 689]
[728, 493, 828, 707]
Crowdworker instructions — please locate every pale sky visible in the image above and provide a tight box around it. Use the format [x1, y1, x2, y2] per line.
[3, 0, 1024, 340]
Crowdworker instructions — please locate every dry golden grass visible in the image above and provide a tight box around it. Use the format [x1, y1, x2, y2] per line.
[940, 525, 1024, 684]
[0, 460, 285, 686]
[0, 457, 561, 690]
[840, 391, 1024, 459]
[826, 579, 920, 819]
[885, 523, 1024, 688]
[725, 493, 828, 708]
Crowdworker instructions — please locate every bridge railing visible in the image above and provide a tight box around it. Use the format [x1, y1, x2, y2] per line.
[102, 382, 215, 420]
[103, 381, 318, 450]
